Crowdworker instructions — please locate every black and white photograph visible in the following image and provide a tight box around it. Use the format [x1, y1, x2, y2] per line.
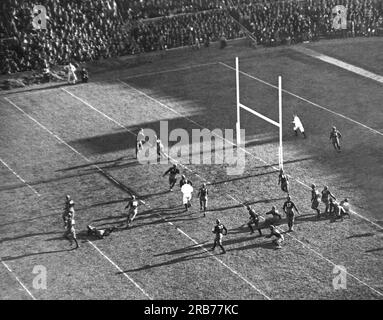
[0, 0, 382, 307]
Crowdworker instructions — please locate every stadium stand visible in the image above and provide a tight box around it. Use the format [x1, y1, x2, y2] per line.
[1, 0, 382, 74]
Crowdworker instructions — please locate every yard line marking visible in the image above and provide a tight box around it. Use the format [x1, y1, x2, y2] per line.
[219, 62, 383, 137]
[118, 78, 383, 231]
[3, 97, 152, 300]
[114, 80, 383, 295]
[226, 194, 383, 297]
[0, 157, 40, 196]
[1, 260, 36, 300]
[61, 88, 382, 297]
[87, 241, 152, 299]
[293, 46, 383, 84]
[61, 88, 271, 300]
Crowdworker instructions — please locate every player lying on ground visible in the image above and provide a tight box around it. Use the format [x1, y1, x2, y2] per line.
[329, 198, 351, 222]
[211, 219, 227, 254]
[87, 225, 116, 239]
[265, 225, 284, 249]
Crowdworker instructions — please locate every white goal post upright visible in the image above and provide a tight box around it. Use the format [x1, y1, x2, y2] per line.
[235, 57, 284, 170]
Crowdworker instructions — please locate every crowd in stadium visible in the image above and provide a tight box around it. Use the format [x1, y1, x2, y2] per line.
[1, 0, 383, 74]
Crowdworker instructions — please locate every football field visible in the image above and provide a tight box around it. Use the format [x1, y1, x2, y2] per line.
[0, 37, 382, 300]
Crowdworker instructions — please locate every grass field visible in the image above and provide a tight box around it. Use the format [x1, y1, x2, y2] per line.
[0, 37, 382, 300]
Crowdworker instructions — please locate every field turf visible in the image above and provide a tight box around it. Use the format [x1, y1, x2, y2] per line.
[0, 37, 382, 300]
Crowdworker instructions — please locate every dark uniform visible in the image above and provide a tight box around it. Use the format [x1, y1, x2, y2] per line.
[282, 196, 300, 232]
[163, 164, 180, 191]
[265, 206, 282, 223]
[247, 206, 262, 236]
[321, 186, 336, 214]
[211, 219, 227, 254]
[278, 169, 289, 193]
[311, 184, 321, 217]
[330, 127, 342, 152]
[197, 184, 208, 215]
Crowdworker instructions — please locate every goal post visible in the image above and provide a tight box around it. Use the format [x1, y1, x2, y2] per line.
[235, 57, 284, 170]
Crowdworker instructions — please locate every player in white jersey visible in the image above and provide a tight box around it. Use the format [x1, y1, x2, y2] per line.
[292, 115, 306, 138]
[66, 62, 78, 84]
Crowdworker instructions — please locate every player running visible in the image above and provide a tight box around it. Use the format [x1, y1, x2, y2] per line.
[246, 205, 262, 236]
[321, 186, 336, 215]
[311, 184, 321, 218]
[197, 183, 208, 216]
[125, 195, 140, 228]
[211, 219, 227, 254]
[330, 126, 342, 152]
[266, 225, 284, 249]
[292, 114, 306, 138]
[163, 164, 180, 191]
[278, 169, 289, 193]
[283, 196, 300, 232]
[179, 175, 193, 188]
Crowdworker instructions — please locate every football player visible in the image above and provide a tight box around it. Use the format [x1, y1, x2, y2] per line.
[87, 225, 116, 239]
[311, 184, 321, 218]
[197, 183, 208, 216]
[181, 182, 193, 211]
[330, 126, 342, 152]
[179, 175, 193, 188]
[163, 164, 180, 191]
[64, 211, 79, 249]
[266, 225, 284, 249]
[282, 196, 300, 232]
[292, 114, 306, 138]
[246, 205, 262, 236]
[125, 195, 140, 228]
[321, 186, 336, 214]
[339, 198, 351, 218]
[211, 219, 227, 254]
[265, 205, 282, 223]
[278, 169, 289, 193]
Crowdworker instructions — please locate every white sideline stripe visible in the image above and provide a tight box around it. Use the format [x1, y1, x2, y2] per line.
[3, 97, 152, 300]
[219, 62, 383, 137]
[61, 88, 271, 300]
[1, 260, 36, 300]
[239, 103, 280, 127]
[118, 78, 383, 231]
[63, 87, 382, 298]
[87, 241, 152, 299]
[116, 80, 383, 296]
[293, 46, 383, 84]
[226, 195, 383, 297]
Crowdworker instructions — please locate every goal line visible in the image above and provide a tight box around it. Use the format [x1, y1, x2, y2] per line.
[235, 57, 284, 170]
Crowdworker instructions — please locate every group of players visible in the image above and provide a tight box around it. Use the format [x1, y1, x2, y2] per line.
[61, 120, 347, 251]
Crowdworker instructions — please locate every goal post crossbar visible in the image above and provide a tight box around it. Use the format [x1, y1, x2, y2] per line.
[235, 57, 284, 170]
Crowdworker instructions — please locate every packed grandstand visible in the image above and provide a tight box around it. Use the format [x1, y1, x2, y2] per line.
[1, 0, 383, 74]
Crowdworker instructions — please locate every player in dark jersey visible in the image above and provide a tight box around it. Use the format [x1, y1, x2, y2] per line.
[265, 205, 282, 223]
[282, 196, 300, 232]
[163, 164, 180, 191]
[311, 184, 321, 218]
[87, 225, 116, 239]
[321, 186, 336, 215]
[278, 169, 289, 193]
[211, 219, 227, 254]
[266, 225, 284, 249]
[179, 175, 193, 188]
[246, 205, 262, 236]
[197, 183, 208, 216]
[125, 195, 140, 228]
[330, 126, 342, 152]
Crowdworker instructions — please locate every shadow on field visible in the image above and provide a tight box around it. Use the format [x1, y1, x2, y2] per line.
[365, 247, 383, 253]
[1, 248, 72, 261]
[347, 232, 375, 239]
[0, 231, 62, 243]
[208, 197, 286, 213]
[210, 170, 277, 185]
